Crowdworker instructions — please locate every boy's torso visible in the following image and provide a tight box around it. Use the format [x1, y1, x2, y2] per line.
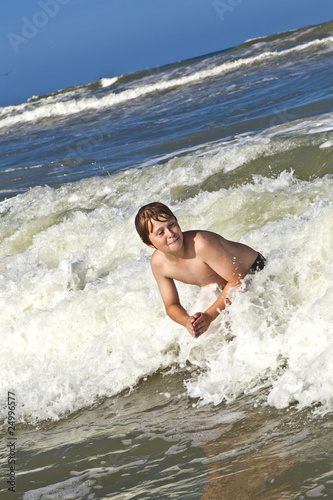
[152, 230, 257, 288]
[163, 252, 224, 287]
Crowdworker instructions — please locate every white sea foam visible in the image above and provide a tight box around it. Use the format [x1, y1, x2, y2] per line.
[0, 132, 332, 425]
[0, 36, 332, 130]
[99, 76, 119, 87]
[264, 113, 333, 139]
[185, 183, 333, 411]
[320, 140, 333, 148]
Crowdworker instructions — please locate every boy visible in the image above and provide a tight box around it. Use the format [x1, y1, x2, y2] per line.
[135, 202, 265, 339]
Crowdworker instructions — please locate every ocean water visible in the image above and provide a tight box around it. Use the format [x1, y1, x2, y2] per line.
[0, 20, 333, 499]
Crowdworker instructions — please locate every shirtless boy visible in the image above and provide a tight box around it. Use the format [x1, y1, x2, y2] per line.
[135, 202, 265, 339]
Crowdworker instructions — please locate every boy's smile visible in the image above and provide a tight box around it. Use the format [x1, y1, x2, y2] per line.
[148, 218, 183, 253]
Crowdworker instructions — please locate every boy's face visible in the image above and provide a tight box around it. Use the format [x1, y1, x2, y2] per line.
[147, 217, 183, 253]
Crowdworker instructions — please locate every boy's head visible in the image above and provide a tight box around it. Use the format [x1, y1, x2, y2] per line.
[135, 202, 177, 245]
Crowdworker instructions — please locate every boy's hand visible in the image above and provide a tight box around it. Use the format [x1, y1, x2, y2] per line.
[186, 312, 212, 338]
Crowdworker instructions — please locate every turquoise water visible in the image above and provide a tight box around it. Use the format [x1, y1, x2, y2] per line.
[0, 20, 333, 499]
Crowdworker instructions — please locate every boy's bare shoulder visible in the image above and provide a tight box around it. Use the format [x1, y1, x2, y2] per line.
[150, 248, 163, 265]
[188, 229, 224, 250]
[150, 249, 167, 275]
[184, 229, 218, 240]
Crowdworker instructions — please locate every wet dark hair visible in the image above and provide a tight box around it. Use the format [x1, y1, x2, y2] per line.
[135, 202, 177, 245]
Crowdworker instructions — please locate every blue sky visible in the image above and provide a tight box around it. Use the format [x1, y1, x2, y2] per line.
[1, 0, 332, 107]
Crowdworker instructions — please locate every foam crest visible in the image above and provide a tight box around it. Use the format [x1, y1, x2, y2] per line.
[99, 76, 119, 87]
[1, 36, 332, 130]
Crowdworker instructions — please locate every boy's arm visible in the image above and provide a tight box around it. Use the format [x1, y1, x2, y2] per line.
[192, 233, 246, 334]
[191, 281, 241, 337]
[151, 260, 199, 337]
